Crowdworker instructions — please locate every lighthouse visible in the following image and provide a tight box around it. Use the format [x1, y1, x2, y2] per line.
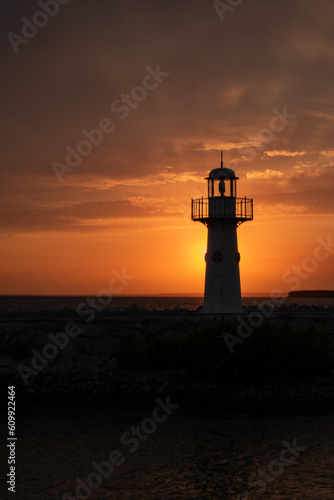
[191, 154, 253, 313]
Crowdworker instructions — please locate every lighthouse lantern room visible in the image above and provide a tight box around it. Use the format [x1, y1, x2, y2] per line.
[191, 154, 253, 313]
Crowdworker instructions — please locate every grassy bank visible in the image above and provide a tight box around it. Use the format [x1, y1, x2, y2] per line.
[2, 314, 334, 411]
[116, 319, 333, 383]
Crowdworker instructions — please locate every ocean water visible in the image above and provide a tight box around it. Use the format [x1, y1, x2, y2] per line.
[0, 295, 334, 313]
[3, 402, 334, 500]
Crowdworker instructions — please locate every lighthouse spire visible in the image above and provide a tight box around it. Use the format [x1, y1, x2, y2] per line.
[220, 150, 223, 168]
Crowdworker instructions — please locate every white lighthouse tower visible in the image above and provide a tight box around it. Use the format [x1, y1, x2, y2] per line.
[191, 154, 253, 313]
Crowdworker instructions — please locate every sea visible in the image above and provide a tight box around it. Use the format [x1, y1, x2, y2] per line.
[1, 295, 334, 313]
[6, 406, 334, 500]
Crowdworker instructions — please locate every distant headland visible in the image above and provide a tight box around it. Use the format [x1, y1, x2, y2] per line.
[289, 290, 334, 298]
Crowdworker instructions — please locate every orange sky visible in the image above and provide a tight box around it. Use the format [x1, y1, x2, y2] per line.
[1, 0, 334, 295]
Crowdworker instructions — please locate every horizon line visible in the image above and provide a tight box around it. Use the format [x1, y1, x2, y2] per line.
[0, 292, 288, 297]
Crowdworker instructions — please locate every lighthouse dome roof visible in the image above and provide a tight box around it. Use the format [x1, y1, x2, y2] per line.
[207, 167, 238, 180]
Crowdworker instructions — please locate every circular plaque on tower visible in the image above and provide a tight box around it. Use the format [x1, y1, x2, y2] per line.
[212, 251, 222, 263]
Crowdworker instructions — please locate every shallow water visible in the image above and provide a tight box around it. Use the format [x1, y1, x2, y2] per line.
[2, 399, 334, 499]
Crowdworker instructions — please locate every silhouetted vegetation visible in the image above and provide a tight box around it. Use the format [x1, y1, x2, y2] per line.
[115, 320, 333, 385]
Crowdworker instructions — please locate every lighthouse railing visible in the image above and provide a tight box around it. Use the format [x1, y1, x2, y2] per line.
[191, 197, 253, 221]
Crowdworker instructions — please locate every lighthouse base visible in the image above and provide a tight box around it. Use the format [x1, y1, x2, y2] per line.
[202, 219, 244, 314]
[200, 303, 244, 315]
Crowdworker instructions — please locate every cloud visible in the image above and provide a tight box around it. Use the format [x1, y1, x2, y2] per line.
[80, 171, 203, 191]
[263, 150, 307, 157]
[255, 189, 334, 216]
[246, 169, 285, 180]
[320, 150, 334, 159]
[2, 0, 334, 237]
[255, 203, 308, 217]
[0, 195, 191, 234]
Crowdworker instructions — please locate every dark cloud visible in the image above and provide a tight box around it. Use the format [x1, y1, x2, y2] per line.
[1, 0, 334, 234]
[0, 196, 185, 233]
[256, 188, 334, 216]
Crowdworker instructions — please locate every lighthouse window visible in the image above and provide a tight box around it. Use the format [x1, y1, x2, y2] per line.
[212, 251, 222, 263]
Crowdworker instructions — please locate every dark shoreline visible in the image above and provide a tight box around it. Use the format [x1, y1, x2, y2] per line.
[289, 290, 334, 298]
[1, 309, 334, 414]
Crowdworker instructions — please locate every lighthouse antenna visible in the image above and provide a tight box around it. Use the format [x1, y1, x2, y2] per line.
[220, 150, 223, 168]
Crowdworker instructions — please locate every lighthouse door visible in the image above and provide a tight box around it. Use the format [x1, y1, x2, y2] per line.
[211, 276, 223, 310]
